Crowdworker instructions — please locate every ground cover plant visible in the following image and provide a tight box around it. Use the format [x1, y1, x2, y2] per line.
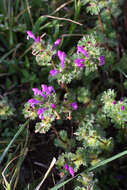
[1, 0, 127, 189]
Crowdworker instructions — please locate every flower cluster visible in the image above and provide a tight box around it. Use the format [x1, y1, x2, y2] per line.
[65, 164, 75, 177]
[101, 89, 127, 126]
[27, 31, 105, 80]
[113, 100, 125, 111]
[28, 84, 56, 121]
[99, 55, 105, 66]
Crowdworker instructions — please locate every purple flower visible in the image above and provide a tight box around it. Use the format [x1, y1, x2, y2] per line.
[99, 56, 105, 66]
[32, 88, 43, 96]
[36, 36, 41, 43]
[65, 164, 69, 170]
[41, 84, 48, 93]
[64, 164, 75, 177]
[27, 31, 36, 41]
[37, 108, 47, 115]
[48, 86, 55, 94]
[77, 46, 89, 58]
[37, 108, 48, 120]
[41, 84, 55, 96]
[26, 31, 40, 43]
[75, 59, 86, 68]
[69, 166, 74, 177]
[72, 102, 78, 110]
[32, 88, 47, 98]
[113, 100, 117, 105]
[57, 50, 66, 68]
[121, 105, 125, 110]
[54, 39, 61, 46]
[28, 99, 43, 108]
[51, 104, 56, 109]
[50, 69, 60, 76]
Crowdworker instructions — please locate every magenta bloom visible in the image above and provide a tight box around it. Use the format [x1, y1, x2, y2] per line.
[72, 102, 78, 110]
[26, 31, 40, 43]
[32, 88, 47, 98]
[41, 84, 55, 96]
[41, 84, 48, 93]
[28, 99, 43, 108]
[69, 166, 74, 177]
[77, 46, 89, 58]
[48, 86, 55, 94]
[27, 31, 36, 41]
[65, 164, 74, 177]
[57, 50, 66, 68]
[36, 36, 41, 43]
[113, 100, 117, 105]
[51, 104, 56, 109]
[54, 39, 61, 46]
[99, 56, 105, 66]
[121, 105, 125, 110]
[75, 59, 86, 68]
[65, 164, 69, 170]
[37, 108, 48, 120]
[37, 108, 47, 114]
[50, 69, 60, 76]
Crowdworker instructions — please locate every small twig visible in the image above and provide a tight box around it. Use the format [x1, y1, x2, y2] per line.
[54, 110, 61, 120]
[123, 1, 127, 32]
[67, 110, 72, 120]
[40, 33, 46, 39]
[40, 15, 82, 26]
[90, 136, 107, 145]
[25, 0, 34, 27]
[60, 82, 69, 93]
[61, 33, 84, 38]
[107, 5, 125, 55]
[3, 90, 16, 96]
[51, 126, 67, 144]
[34, 162, 48, 169]
[52, 0, 74, 15]
[98, 13, 104, 34]
[0, 73, 10, 77]
[51, 60, 56, 69]
[35, 157, 56, 190]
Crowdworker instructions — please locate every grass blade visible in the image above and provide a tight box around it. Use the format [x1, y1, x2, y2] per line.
[0, 120, 29, 164]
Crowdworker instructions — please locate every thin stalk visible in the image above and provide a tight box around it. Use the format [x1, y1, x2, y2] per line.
[51, 126, 67, 144]
[0, 120, 29, 164]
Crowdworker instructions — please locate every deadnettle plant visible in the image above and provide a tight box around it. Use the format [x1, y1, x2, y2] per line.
[24, 32, 110, 189]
